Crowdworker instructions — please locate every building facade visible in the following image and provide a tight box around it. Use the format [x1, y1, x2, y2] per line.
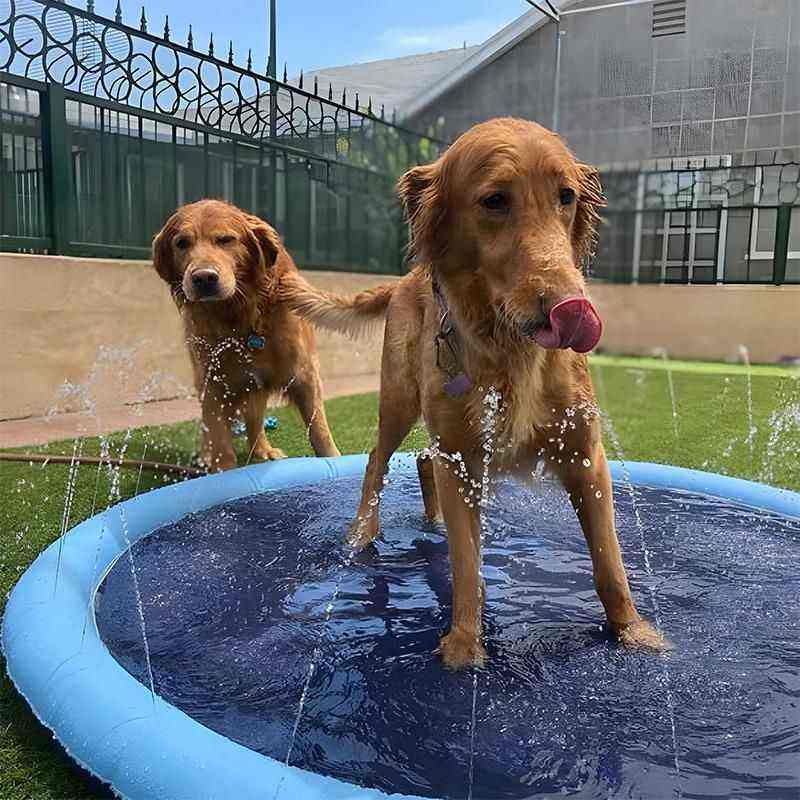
[404, 0, 799, 166]
[401, 0, 800, 286]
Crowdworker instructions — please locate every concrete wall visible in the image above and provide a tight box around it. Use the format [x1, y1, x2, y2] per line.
[0, 254, 394, 421]
[1, 254, 797, 421]
[589, 282, 800, 363]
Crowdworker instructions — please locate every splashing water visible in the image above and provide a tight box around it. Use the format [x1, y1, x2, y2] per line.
[602, 411, 682, 798]
[273, 496, 369, 800]
[739, 345, 756, 475]
[467, 385, 503, 800]
[189, 335, 253, 407]
[117, 503, 157, 705]
[654, 347, 679, 441]
[53, 438, 84, 596]
[759, 399, 800, 486]
[36, 347, 197, 670]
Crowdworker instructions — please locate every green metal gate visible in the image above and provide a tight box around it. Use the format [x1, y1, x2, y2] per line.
[593, 158, 800, 285]
[0, 0, 443, 273]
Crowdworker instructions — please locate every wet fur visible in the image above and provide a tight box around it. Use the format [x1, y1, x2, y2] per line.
[153, 199, 340, 470]
[284, 119, 667, 666]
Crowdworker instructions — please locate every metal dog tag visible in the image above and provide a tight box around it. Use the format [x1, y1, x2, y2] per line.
[246, 333, 266, 350]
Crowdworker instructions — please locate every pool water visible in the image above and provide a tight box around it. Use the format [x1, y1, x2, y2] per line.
[96, 472, 800, 799]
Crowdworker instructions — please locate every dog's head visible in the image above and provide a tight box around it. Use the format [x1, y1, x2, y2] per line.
[398, 118, 605, 352]
[152, 200, 282, 304]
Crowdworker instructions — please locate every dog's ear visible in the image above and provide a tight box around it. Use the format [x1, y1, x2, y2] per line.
[397, 159, 447, 263]
[572, 164, 606, 265]
[243, 213, 282, 269]
[152, 213, 180, 286]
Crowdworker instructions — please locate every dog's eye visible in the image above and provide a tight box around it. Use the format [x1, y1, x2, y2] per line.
[559, 188, 575, 206]
[216, 235, 236, 246]
[481, 192, 510, 213]
[174, 236, 191, 250]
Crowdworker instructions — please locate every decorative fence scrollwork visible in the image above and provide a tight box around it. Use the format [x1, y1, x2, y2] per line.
[0, 0, 443, 168]
[0, 0, 445, 270]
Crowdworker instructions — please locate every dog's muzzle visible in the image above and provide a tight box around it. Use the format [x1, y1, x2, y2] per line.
[521, 297, 603, 353]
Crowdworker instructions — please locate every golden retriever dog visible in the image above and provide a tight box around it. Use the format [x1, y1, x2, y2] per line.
[153, 199, 340, 471]
[282, 117, 667, 669]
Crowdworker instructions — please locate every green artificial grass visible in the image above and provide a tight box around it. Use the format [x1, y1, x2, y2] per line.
[590, 353, 800, 378]
[1, 361, 799, 799]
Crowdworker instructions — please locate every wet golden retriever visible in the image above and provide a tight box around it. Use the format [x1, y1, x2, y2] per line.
[283, 117, 666, 669]
[153, 199, 339, 471]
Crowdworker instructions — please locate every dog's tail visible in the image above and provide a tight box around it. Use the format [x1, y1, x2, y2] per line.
[280, 271, 395, 337]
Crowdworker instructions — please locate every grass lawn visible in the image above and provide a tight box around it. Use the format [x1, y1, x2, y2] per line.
[1, 360, 799, 799]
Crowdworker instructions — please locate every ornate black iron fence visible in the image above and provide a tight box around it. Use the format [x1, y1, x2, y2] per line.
[0, 0, 443, 271]
[592, 155, 800, 285]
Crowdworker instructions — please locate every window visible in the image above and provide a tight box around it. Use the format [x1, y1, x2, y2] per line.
[638, 207, 720, 284]
[748, 169, 800, 262]
[633, 162, 729, 285]
[652, 0, 687, 37]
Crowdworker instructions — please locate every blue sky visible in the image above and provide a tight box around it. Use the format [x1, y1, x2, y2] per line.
[85, 0, 527, 73]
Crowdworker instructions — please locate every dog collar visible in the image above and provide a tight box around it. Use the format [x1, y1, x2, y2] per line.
[246, 332, 266, 350]
[432, 276, 473, 398]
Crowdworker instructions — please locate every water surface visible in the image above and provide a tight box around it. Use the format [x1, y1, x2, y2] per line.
[97, 471, 800, 799]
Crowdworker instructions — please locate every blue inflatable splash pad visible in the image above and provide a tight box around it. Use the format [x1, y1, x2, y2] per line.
[3, 455, 799, 799]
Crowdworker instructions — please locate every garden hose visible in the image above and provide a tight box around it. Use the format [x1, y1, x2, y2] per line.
[0, 451, 205, 477]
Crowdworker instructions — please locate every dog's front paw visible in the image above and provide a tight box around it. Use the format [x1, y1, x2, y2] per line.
[255, 446, 286, 461]
[438, 627, 486, 670]
[346, 514, 379, 549]
[200, 453, 237, 472]
[614, 618, 671, 651]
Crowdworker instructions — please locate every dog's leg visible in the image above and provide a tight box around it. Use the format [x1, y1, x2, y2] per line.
[347, 307, 419, 548]
[288, 375, 340, 458]
[200, 391, 237, 472]
[347, 400, 417, 548]
[244, 391, 285, 461]
[557, 443, 668, 650]
[434, 457, 487, 669]
[417, 455, 442, 523]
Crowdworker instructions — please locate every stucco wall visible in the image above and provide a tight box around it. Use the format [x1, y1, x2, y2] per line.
[0, 254, 395, 421]
[589, 283, 800, 363]
[0, 254, 797, 421]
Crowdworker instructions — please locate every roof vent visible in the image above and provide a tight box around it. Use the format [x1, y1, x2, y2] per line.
[652, 0, 687, 37]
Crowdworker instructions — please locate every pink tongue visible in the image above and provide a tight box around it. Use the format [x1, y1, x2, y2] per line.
[532, 297, 603, 353]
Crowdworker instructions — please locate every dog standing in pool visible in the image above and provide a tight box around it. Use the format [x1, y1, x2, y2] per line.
[283, 118, 667, 668]
[153, 200, 340, 471]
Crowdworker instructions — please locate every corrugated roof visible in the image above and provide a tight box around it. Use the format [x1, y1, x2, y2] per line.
[299, 45, 481, 116]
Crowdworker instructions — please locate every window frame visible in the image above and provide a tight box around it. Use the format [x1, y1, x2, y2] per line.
[748, 167, 800, 261]
[633, 167, 728, 284]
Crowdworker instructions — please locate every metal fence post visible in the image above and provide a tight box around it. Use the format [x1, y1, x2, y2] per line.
[773, 205, 791, 286]
[40, 82, 73, 255]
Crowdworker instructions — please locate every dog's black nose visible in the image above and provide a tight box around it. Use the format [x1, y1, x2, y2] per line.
[191, 269, 219, 294]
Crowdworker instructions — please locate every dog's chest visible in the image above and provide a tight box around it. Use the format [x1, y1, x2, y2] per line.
[195, 342, 275, 394]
